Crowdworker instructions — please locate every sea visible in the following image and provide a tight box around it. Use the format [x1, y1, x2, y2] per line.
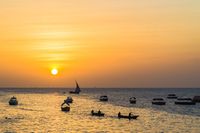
[0, 88, 200, 133]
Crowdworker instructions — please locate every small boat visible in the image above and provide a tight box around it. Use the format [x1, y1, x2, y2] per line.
[167, 94, 178, 99]
[193, 96, 200, 103]
[175, 98, 196, 105]
[61, 103, 70, 112]
[61, 106, 70, 112]
[152, 98, 166, 105]
[91, 110, 105, 117]
[99, 96, 108, 102]
[64, 97, 73, 103]
[118, 112, 139, 120]
[129, 97, 136, 104]
[69, 81, 81, 94]
[9, 96, 18, 105]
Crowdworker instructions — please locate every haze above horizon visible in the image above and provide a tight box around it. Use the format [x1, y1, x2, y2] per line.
[0, 0, 200, 88]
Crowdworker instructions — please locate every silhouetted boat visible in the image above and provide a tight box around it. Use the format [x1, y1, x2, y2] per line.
[193, 96, 200, 103]
[129, 97, 136, 104]
[91, 110, 105, 117]
[167, 94, 178, 99]
[118, 112, 139, 120]
[61, 103, 70, 112]
[69, 81, 81, 94]
[64, 97, 73, 103]
[152, 98, 166, 105]
[61, 106, 70, 112]
[9, 96, 18, 105]
[175, 98, 196, 105]
[100, 96, 108, 102]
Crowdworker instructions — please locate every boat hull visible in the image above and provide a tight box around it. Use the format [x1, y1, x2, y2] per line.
[69, 91, 79, 94]
[61, 106, 70, 112]
[175, 102, 196, 105]
[167, 96, 177, 99]
[100, 99, 108, 102]
[130, 101, 136, 104]
[152, 102, 166, 105]
[91, 112, 105, 117]
[9, 100, 18, 105]
[118, 115, 139, 120]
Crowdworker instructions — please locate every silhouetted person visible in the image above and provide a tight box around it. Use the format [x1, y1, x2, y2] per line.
[98, 110, 101, 115]
[129, 113, 132, 120]
[118, 112, 121, 117]
[129, 113, 131, 117]
[91, 110, 94, 115]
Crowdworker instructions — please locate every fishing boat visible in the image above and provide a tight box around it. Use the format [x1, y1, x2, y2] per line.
[152, 98, 166, 105]
[64, 97, 73, 103]
[118, 112, 139, 120]
[91, 110, 105, 117]
[99, 95, 108, 102]
[167, 94, 178, 99]
[9, 96, 18, 105]
[129, 97, 136, 104]
[175, 98, 196, 105]
[69, 81, 81, 94]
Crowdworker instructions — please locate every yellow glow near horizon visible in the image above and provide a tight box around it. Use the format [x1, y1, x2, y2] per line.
[0, 0, 200, 87]
[51, 69, 58, 76]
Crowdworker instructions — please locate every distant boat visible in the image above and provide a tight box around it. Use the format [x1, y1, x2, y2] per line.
[91, 110, 105, 117]
[69, 81, 81, 94]
[152, 98, 166, 105]
[99, 95, 108, 102]
[129, 97, 136, 104]
[118, 112, 139, 120]
[167, 94, 178, 99]
[64, 97, 73, 103]
[193, 96, 200, 103]
[9, 96, 18, 105]
[175, 98, 196, 105]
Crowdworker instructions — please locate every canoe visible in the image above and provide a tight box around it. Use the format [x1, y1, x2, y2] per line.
[118, 115, 139, 119]
[91, 112, 105, 117]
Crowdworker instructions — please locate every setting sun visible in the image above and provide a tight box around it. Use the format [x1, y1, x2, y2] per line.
[51, 69, 58, 76]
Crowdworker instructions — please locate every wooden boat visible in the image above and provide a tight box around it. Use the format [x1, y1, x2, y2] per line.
[61, 106, 70, 112]
[61, 102, 70, 112]
[167, 94, 178, 99]
[91, 110, 105, 117]
[118, 113, 139, 120]
[129, 97, 136, 104]
[9, 96, 18, 105]
[152, 98, 166, 105]
[69, 81, 81, 94]
[100, 96, 108, 102]
[175, 98, 196, 105]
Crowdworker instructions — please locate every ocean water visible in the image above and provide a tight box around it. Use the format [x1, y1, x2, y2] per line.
[0, 88, 200, 133]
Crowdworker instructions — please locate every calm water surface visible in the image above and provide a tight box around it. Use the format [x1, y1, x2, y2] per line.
[0, 88, 200, 133]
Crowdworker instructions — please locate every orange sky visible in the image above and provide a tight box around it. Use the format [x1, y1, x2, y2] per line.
[0, 0, 200, 88]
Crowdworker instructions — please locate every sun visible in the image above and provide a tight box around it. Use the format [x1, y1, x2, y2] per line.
[51, 68, 58, 76]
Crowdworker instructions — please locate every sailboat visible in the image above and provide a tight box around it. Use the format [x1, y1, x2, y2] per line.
[69, 81, 81, 94]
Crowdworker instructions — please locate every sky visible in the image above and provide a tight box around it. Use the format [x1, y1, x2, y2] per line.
[0, 0, 200, 88]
